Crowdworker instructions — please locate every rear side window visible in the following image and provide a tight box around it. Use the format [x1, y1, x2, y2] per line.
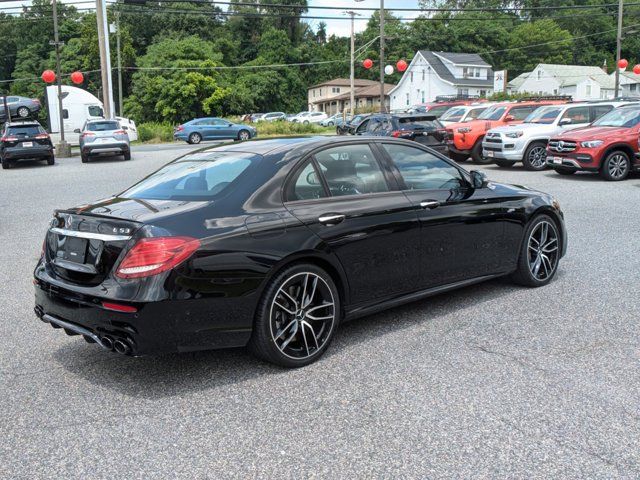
[87, 121, 119, 131]
[121, 152, 259, 201]
[314, 144, 389, 197]
[399, 118, 440, 131]
[290, 161, 327, 201]
[7, 125, 43, 136]
[425, 105, 450, 117]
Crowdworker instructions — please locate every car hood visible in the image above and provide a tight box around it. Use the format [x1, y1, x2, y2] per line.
[447, 119, 498, 132]
[555, 125, 627, 140]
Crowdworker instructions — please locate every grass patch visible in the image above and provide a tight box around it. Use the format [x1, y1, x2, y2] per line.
[138, 122, 175, 143]
[254, 121, 334, 136]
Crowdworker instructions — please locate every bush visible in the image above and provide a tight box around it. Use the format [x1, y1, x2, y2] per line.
[137, 122, 174, 143]
[254, 120, 333, 136]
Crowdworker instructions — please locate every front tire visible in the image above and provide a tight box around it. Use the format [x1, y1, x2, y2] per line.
[47, 155, 55, 165]
[81, 153, 89, 163]
[16, 106, 29, 118]
[523, 141, 548, 171]
[238, 129, 251, 141]
[123, 150, 131, 160]
[511, 214, 561, 288]
[471, 140, 491, 164]
[188, 132, 202, 145]
[495, 159, 516, 168]
[1, 156, 10, 169]
[600, 150, 630, 181]
[248, 264, 340, 368]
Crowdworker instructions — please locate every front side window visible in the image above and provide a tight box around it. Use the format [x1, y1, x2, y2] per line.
[440, 107, 466, 122]
[478, 106, 507, 120]
[121, 152, 258, 201]
[593, 105, 614, 120]
[383, 144, 463, 191]
[314, 144, 389, 197]
[467, 107, 485, 120]
[88, 105, 103, 117]
[509, 106, 536, 121]
[524, 106, 562, 124]
[561, 107, 589, 124]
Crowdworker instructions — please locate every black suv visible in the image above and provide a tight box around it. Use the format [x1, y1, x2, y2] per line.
[1, 121, 54, 169]
[337, 113, 371, 135]
[354, 113, 448, 155]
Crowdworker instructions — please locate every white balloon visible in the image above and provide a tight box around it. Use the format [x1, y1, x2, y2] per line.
[384, 65, 394, 75]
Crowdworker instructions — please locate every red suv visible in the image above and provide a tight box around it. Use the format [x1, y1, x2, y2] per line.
[410, 96, 482, 118]
[546, 104, 640, 181]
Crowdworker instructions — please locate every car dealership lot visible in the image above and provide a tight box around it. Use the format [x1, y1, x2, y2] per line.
[1, 144, 639, 478]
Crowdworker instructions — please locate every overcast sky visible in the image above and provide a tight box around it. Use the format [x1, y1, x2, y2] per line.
[2, 0, 423, 38]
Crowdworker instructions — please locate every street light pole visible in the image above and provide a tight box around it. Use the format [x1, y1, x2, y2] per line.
[116, 9, 123, 116]
[345, 10, 360, 118]
[614, 0, 624, 97]
[96, 0, 115, 119]
[51, 0, 71, 157]
[379, 0, 385, 113]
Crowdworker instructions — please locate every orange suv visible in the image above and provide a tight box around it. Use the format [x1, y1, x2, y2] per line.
[446, 97, 570, 163]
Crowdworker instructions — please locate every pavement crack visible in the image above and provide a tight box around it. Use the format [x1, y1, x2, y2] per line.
[470, 343, 548, 374]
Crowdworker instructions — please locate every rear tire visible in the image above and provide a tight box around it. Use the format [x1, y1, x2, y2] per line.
[1, 157, 10, 169]
[81, 153, 89, 163]
[248, 263, 340, 368]
[238, 129, 251, 141]
[511, 214, 561, 288]
[47, 155, 55, 165]
[188, 132, 202, 145]
[471, 140, 491, 164]
[555, 167, 575, 176]
[523, 141, 548, 171]
[123, 150, 131, 160]
[16, 106, 29, 118]
[600, 150, 630, 181]
[449, 152, 469, 162]
[495, 159, 516, 168]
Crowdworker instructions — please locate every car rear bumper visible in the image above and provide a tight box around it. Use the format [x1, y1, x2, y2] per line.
[83, 142, 129, 155]
[3, 146, 53, 160]
[33, 275, 254, 356]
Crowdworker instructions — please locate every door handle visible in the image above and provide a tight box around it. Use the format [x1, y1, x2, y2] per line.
[420, 200, 440, 210]
[318, 214, 346, 225]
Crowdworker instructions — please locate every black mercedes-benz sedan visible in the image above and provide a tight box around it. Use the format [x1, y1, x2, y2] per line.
[34, 136, 567, 367]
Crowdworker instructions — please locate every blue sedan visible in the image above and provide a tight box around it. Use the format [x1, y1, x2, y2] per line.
[174, 118, 257, 144]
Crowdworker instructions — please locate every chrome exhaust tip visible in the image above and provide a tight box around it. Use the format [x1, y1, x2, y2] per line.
[101, 336, 114, 350]
[113, 339, 131, 355]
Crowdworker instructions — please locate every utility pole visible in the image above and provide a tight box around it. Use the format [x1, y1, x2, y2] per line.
[379, 0, 385, 113]
[51, 0, 71, 157]
[615, 0, 624, 98]
[116, 9, 123, 116]
[96, 0, 115, 119]
[345, 10, 360, 118]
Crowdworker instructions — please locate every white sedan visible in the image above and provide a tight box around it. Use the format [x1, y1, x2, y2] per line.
[293, 111, 328, 124]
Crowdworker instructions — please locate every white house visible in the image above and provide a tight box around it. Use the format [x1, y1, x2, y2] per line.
[614, 70, 640, 97]
[514, 64, 615, 100]
[388, 51, 494, 111]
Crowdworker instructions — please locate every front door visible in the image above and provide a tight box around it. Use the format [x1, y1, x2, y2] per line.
[284, 142, 421, 306]
[378, 142, 509, 287]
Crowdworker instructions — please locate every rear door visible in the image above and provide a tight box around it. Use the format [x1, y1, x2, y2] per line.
[284, 141, 421, 306]
[378, 142, 510, 287]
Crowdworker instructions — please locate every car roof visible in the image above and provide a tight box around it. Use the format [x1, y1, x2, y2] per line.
[5, 120, 42, 126]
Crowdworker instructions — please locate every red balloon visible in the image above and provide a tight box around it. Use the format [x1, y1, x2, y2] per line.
[396, 59, 408, 72]
[363, 58, 373, 69]
[41, 70, 56, 83]
[633, 64, 640, 75]
[70, 71, 84, 84]
[618, 59, 628, 69]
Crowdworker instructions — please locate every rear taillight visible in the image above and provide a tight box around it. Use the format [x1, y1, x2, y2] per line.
[81, 132, 95, 138]
[391, 130, 402, 138]
[116, 236, 200, 279]
[1, 136, 18, 142]
[35, 133, 49, 139]
[175, 125, 184, 132]
[32, 98, 41, 105]
[114, 130, 127, 135]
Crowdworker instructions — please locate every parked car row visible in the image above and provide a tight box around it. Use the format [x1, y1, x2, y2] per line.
[1, 118, 133, 169]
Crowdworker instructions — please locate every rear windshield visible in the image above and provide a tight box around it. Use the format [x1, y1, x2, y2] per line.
[524, 106, 562, 124]
[592, 107, 640, 127]
[478, 106, 507, 121]
[7, 125, 44, 136]
[424, 105, 451, 117]
[120, 152, 260, 201]
[87, 121, 119, 131]
[399, 117, 440, 131]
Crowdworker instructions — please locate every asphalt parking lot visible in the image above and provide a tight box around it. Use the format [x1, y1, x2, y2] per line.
[1, 143, 639, 478]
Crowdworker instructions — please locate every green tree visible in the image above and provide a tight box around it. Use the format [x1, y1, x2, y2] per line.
[505, 20, 573, 75]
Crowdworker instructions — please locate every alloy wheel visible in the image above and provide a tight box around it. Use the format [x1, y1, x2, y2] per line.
[528, 146, 547, 169]
[17, 107, 29, 118]
[239, 130, 250, 141]
[527, 220, 559, 281]
[269, 272, 336, 360]
[607, 154, 628, 179]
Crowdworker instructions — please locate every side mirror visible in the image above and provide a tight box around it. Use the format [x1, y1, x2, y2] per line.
[559, 118, 572, 126]
[306, 171, 320, 186]
[122, 125, 128, 130]
[228, 123, 233, 127]
[470, 170, 488, 189]
[73, 128, 81, 133]
[504, 115, 515, 122]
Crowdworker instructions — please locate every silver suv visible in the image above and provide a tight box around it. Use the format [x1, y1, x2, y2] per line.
[482, 101, 631, 170]
[77, 119, 131, 163]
